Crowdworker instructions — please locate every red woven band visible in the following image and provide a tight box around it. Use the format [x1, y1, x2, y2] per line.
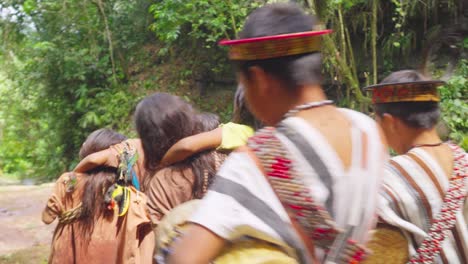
[219, 30, 332, 60]
[364, 81, 445, 104]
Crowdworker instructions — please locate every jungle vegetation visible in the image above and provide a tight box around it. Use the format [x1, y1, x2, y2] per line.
[0, 0, 466, 180]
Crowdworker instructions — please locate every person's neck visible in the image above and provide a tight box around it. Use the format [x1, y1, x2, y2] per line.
[401, 127, 442, 153]
[272, 84, 329, 124]
[290, 84, 328, 106]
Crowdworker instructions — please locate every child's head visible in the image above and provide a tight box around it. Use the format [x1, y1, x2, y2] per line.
[198, 112, 220, 131]
[135, 92, 218, 198]
[135, 93, 201, 174]
[372, 70, 441, 154]
[79, 128, 127, 160]
[374, 70, 440, 130]
[232, 84, 261, 129]
[234, 3, 323, 125]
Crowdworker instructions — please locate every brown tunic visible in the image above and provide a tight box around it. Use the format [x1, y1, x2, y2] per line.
[145, 152, 226, 226]
[145, 167, 196, 225]
[42, 172, 155, 264]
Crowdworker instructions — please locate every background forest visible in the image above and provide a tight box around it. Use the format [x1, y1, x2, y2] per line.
[0, 0, 467, 182]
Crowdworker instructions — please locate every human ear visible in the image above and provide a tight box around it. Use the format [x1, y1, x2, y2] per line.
[382, 113, 397, 132]
[247, 66, 270, 98]
[237, 72, 249, 89]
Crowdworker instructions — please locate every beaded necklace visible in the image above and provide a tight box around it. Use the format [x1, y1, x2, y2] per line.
[283, 100, 334, 119]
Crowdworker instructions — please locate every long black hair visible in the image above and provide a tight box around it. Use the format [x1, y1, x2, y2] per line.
[135, 93, 217, 198]
[77, 128, 127, 243]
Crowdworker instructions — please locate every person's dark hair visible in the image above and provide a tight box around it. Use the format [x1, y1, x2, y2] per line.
[236, 3, 323, 88]
[374, 70, 440, 129]
[77, 128, 127, 244]
[198, 112, 220, 131]
[79, 128, 127, 159]
[135, 93, 216, 198]
[232, 85, 261, 129]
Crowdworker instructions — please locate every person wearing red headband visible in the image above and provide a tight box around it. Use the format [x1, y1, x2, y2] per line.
[167, 3, 387, 264]
[364, 70, 467, 264]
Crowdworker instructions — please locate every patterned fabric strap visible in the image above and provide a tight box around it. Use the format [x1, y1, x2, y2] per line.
[407, 144, 467, 264]
[248, 127, 368, 264]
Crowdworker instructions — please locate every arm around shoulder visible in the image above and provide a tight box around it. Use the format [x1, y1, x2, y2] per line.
[161, 128, 222, 166]
[74, 148, 117, 173]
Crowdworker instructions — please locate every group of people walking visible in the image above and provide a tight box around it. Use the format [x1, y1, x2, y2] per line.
[42, 3, 466, 264]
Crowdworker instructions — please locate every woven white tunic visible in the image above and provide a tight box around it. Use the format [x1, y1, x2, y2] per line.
[378, 145, 468, 264]
[190, 109, 386, 262]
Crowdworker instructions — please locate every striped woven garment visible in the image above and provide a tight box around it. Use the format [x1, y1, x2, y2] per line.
[378, 143, 468, 264]
[190, 109, 386, 263]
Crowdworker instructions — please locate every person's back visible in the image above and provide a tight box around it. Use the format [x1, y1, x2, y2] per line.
[43, 129, 154, 264]
[168, 3, 387, 263]
[134, 93, 223, 226]
[366, 70, 467, 263]
[289, 107, 385, 236]
[184, 108, 385, 260]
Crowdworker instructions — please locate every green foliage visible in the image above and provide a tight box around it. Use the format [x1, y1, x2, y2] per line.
[150, 0, 263, 44]
[0, 0, 466, 181]
[0, 0, 151, 180]
[148, 0, 267, 81]
[192, 91, 234, 123]
[439, 60, 468, 150]
[328, 0, 366, 10]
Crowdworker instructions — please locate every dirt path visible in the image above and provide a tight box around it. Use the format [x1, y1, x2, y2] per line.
[0, 183, 56, 263]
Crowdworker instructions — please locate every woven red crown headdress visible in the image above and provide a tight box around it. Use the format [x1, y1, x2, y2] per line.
[364, 80, 445, 104]
[219, 29, 332, 60]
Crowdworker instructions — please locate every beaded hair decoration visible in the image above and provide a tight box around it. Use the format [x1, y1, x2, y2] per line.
[219, 30, 332, 60]
[249, 127, 368, 264]
[103, 142, 139, 217]
[364, 80, 445, 104]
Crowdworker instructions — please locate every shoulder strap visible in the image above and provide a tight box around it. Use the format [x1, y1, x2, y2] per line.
[242, 146, 317, 264]
[248, 127, 368, 264]
[278, 123, 370, 227]
[407, 144, 467, 264]
[276, 125, 335, 215]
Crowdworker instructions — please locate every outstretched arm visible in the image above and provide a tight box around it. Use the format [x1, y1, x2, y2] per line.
[161, 127, 222, 166]
[74, 148, 117, 173]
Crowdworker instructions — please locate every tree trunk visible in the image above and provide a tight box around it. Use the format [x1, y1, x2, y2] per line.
[371, 0, 378, 84]
[338, 5, 347, 64]
[322, 36, 369, 104]
[94, 0, 117, 82]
